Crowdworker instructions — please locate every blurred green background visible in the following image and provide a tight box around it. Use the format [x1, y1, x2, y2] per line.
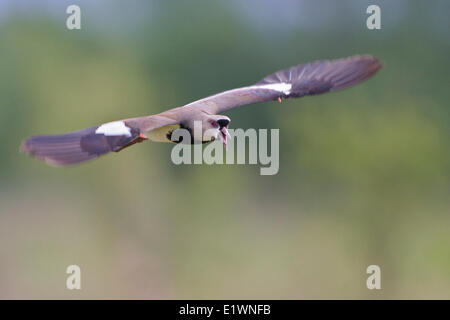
[0, 0, 449, 299]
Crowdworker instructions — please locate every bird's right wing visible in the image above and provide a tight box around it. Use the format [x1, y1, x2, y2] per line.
[20, 113, 180, 167]
[183, 55, 383, 115]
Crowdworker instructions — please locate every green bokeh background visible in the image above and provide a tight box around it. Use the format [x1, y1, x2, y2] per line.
[0, 0, 449, 299]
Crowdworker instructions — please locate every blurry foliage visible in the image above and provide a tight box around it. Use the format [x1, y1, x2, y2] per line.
[0, 0, 449, 299]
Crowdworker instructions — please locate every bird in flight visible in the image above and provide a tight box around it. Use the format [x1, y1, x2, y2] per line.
[21, 55, 382, 167]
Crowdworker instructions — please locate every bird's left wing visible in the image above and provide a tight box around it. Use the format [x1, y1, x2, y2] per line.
[20, 113, 179, 167]
[182, 55, 382, 114]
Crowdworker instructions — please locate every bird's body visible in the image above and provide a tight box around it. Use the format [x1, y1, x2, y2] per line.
[21, 55, 382, 167]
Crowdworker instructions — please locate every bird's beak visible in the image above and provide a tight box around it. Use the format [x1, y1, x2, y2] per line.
[219, 126, 231, 147]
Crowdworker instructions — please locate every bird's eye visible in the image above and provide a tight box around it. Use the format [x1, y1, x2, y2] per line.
[210, 120, 218, 127]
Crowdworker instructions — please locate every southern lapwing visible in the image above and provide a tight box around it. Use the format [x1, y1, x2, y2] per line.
[21, 55, 382, 167]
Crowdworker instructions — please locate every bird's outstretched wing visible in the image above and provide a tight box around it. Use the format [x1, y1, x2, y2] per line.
[183, 55, 382, 114]
[20, 114, 179, 167]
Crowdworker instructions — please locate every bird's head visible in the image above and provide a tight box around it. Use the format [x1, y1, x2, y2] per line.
[204, 115, 231, 146]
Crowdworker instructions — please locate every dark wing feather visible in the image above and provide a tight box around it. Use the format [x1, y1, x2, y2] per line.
[21, 126, 137, 167]
[21, 114, 179, 167]
[186, 55, 382, 114]
[258, 55, 382, 95]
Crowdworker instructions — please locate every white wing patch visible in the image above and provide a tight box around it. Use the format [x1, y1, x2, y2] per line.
[95, 121, 132, 137]
[254, 82, 292, 95]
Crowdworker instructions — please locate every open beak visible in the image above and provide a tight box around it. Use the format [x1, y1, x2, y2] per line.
[219, 126, 231, 147]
